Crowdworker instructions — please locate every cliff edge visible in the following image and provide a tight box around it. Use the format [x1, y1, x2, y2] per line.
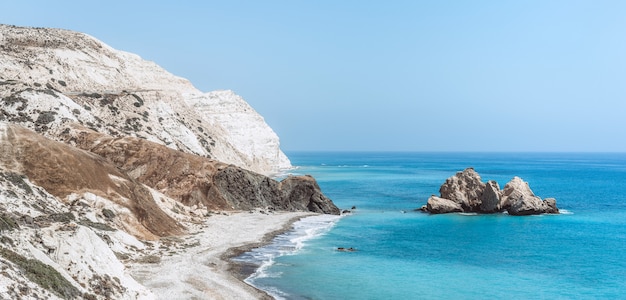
[0, 24, 339, 299]
[0, 24, 289, 175]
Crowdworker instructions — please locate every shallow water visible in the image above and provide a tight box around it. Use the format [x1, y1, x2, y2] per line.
[237, 152, 626, 299]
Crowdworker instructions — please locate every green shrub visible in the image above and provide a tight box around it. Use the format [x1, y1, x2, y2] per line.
[78, 219, 115, 232]
[0, 172, 33, 195]
[0, 214, 19, 231]
[137, 255, 161, 264]
[49, 213, 75, 223]
[0, 235, 15, 246]
[0, 247, 81, 299]
[35, 111, 56, 124]
[101, 209, 115, 219]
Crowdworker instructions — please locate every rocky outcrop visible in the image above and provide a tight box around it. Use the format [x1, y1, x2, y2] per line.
[543, 198, 560, 214]
[0, 24, 289, 175]
[502, 177, 559, 215]
[423, 168, 559, 215]
[55, 124, 340, 215]
[479, 180, 501, 213]
[439, 168, 485, 211]
[279, 175, 341, 214]
[426, 196, 463, 214]
[1, 122, 339, 219]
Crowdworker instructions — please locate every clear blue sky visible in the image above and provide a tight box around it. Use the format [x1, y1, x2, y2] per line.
[2, 1, 626, 152]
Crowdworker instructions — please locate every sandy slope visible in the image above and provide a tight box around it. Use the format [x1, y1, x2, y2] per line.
[127, 211, 312, 299]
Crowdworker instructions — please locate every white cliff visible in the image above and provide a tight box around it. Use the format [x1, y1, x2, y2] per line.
[0, 24, 290, 175]
[187, 90, 292, 171]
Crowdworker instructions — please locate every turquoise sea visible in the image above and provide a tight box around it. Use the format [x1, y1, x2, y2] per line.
[235, 152, 626, 299]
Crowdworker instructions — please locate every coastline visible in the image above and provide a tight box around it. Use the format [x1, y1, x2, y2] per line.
[127, 211, 314, 300]
[222, 214, 317, 298]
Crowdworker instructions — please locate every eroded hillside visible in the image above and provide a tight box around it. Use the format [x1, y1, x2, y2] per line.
[0, 24, 339, 299]
[0, 24, 290, 175]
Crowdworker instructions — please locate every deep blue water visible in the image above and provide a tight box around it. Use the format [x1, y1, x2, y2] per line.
[237, 152, 626, 299]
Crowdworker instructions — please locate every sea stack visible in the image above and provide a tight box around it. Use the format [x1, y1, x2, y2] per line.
[422, 168, 560, 215]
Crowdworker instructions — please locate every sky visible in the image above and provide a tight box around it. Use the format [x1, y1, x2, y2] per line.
[2, 1, 626, 152]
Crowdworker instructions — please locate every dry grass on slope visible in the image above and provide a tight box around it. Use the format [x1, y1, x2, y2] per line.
[1, 124, 185, 240]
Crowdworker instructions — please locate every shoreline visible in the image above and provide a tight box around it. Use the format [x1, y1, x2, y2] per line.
[222, 214, 312, 298]
[127, 211, 314, 299]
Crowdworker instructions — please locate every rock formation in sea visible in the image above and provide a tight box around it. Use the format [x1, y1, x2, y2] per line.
[0, 24, 339, 299]
[422, 168, 559, 215]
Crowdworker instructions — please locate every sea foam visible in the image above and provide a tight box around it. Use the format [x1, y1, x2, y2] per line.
[233, 214, 341, 296]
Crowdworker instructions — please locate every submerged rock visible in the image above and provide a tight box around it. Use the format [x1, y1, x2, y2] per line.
[422, 168, 559, 216]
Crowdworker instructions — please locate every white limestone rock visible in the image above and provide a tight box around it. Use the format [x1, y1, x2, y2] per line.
[426, 195, 463, 214]
[479, 180, 501, 213]
[423, 170, 559, 215]
[500, 177, 536, 210]
[439, 168, 486, 211]
[186, 90, 291, 172]
[0, 24, 290, 175]
[502, 177, 559, 215]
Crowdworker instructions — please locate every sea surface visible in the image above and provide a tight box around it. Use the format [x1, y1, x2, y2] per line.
[234, 152, 626, 299]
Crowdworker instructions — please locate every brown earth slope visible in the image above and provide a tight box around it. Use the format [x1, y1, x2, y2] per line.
[0, 122, 185, 240]
[59, 124, 340, 215]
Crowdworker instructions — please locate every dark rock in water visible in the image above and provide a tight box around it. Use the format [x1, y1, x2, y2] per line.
[422, 168, 559, 216]
[279, 175, 341, 215]
[543, 198, 559, 214]
[342, 210, 352, 214]
[337, 247, 357, 252]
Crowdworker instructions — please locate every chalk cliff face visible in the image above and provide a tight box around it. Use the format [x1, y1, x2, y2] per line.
[0, 24, 289, 175]
[0, 25, 338, 299]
